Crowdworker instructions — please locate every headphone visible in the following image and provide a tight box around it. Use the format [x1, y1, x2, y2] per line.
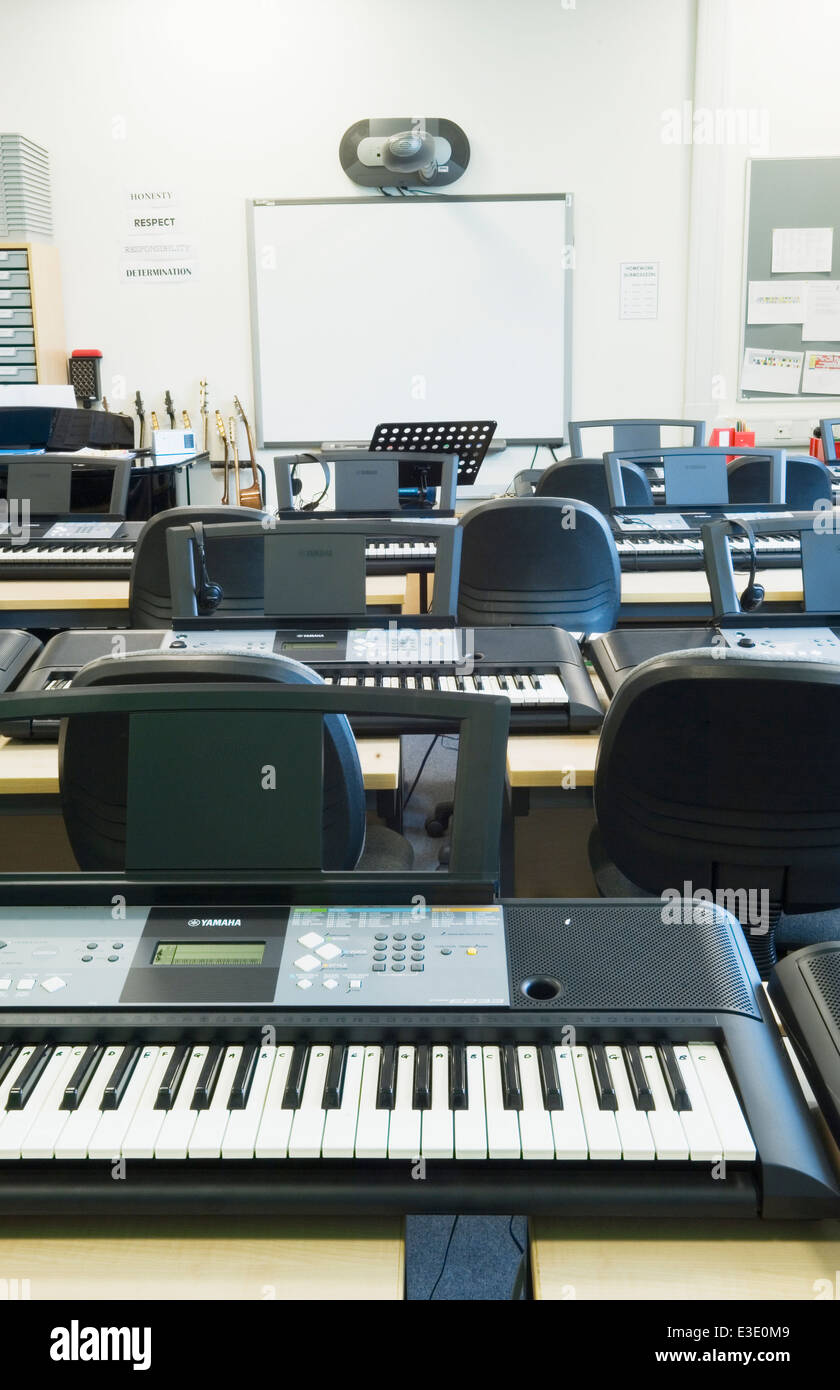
[290, 452, 331, 511]
[729, 519, 764, 613]
[190, 521, 224, 614]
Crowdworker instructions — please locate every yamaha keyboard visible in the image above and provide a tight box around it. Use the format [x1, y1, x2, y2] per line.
[0, 519, 143, 580]
[0, 624, 603, 739]
[613, 524, 802, 571]
[0, 894, 836, 1217]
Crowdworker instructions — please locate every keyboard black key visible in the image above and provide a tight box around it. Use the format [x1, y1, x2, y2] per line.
[322, 1045, 347, 1110]
[658, 1043, 692, 1111]
[0, 1043, 20, 1089]
[624, 1044, 654, 1112]
[537, 1044, 563, 1110]
[101, 1045, 140, 1110]
[7, 1043, 52, 1110]
[500, 1044, 523, 1111]
[61, 1044, 103, 1111]
[192, 1044, 225, 1111]
[227, 1044, 259, 1111]
[155, 1044, 191, 1111]
[377, 1044, 397, 1110]
[590, 1044, 618, 1111]
[413, 1044, 432, 1110]
[449, 1044, 468, 1110]
[282, 1043, 310, 1110]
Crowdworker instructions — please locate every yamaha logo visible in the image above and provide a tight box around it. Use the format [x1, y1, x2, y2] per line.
[187, 918, 242, 927]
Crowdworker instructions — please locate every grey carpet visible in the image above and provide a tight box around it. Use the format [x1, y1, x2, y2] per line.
[406, 1214, 528, 1300]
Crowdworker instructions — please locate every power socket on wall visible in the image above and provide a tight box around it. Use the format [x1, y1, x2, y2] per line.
[774, 420, 793, 441]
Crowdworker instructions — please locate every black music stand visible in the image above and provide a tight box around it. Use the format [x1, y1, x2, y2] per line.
[369, 419, 497, 487]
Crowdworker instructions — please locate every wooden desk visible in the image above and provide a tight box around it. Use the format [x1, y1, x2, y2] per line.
[0, 1216, 404, 1300]
[530, 1215, 840, 1300]
[0, 574, 408, 626]
[620, 567, 802, 620]
[507, 733, 599, 790]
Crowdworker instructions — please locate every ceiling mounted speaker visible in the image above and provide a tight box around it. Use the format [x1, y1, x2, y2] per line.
[339, 118, 469, 188]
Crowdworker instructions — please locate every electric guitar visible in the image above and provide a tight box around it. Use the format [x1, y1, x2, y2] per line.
[232, 395, 263, 509]
[216, 411, 230, 505]
[199, 379, 209, 455]
[134, 391, 146, 450]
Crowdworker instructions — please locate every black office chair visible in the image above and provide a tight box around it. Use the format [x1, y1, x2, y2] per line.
[128, 505, 264, 627]
[727, 454, 832, 510]
[59, 651, 413, 873]
[457, 497, 621, 634]
[588, 649, 840, 974]
[535, 458, 653, 512]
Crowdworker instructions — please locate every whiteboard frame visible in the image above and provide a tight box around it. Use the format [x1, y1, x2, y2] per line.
[246, 193, 574, 449]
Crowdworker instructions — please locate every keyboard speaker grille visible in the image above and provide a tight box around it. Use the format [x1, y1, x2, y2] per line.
[504, 900, 758, 1016]
[803, 948, 840, 1031]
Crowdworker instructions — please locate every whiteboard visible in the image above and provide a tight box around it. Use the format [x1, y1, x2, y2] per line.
[248, 194, 572, 447]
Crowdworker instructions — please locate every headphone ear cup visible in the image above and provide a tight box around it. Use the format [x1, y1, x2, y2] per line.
[199, 580, 224, 614]
[740, 583, 765, 612]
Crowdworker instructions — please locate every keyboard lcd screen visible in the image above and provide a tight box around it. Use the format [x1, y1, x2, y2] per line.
[152, 942, 266, 966]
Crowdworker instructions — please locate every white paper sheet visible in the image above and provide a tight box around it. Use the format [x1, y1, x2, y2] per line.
[740, 346, 803, 394]
[771, 227, 833, 274]
[747, 280, 807, 324]
[619, 262, 659, 320]
[802, 281, 840, 341]
[802, 350, 840, 395]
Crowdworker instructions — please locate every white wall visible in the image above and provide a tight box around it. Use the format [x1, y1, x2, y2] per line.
[0, 0, 695, 490]
[685, 0, 840, 446]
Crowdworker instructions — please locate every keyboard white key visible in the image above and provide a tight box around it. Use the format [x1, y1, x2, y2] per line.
[483, 1046, 521, 1159]
[322, 1045, 365, 1159]
[517, 1046, 555, 1160]
[672, 1046, 724, 1162]
[0, 1047, 77, 1159]
[606, 1046, 655, 1161]
[222, 1046, 277, 1159]
[420, 1046, 454, 1159]
[638, 1046, 689, 1160]
[56, 1047, 135, 1160]
[188, 1047, 242, 1158]
[121, 1046, 175, 1159]
[87, 1047, 160, 1161]
[254, 1047, 296, 1159]
[550, 1048, 589, 1159]
[355, 1046, 390, 1158]
[688, 1043, 755, 1163]
[20, 1046, 86, 1159]
[288, 1046, 331, 1159]
[454, 1046, 487, 1159]
[154, 1047, 211, 1159]
[388, 1046, 422, 1160]
[572, 1047, 621, 1159]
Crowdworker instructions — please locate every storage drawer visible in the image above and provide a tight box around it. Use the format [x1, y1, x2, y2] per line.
[0, 364, 37, 382]
[0, 325, 34, 346]
[0, 290, 31, 308]
[0, 250, 29, 270]
[0, 270, 29, 289]
[0, 307, 33, 327]
[0, 345, 35, 364]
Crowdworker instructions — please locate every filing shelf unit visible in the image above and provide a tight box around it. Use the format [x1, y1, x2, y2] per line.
[0, 241, 66, 386]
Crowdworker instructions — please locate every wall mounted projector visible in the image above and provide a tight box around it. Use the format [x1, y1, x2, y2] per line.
[339, 118, 469, 188]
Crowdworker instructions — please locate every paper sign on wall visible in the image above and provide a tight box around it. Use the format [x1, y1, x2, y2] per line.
[771, 227, 833, 274]
[747, 280, 807, 324]
[121, 190, 196, 283]
[802, 281, 840, 341]
[802, 351, 840, 395]
[620, 262, 659, 320]
[740, 346, 803, 394]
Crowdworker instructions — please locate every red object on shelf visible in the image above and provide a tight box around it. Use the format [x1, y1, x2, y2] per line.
[709, 427, 755, 463]
[70, 348, 103, 358]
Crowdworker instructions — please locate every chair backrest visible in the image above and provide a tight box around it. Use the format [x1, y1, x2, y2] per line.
[568, 418, 705, 457]
[457, 497, 620, 633]
[58, 652, 365, 872]
[535, 457, 652, 511]
[128, 505, 265, 628]
[727, 454, 832, 510]
[594, 650, 840, 915]
[819, 418, 840, 463]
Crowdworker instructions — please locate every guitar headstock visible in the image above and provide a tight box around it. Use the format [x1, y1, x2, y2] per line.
[233, 394, 249, 426]
[199, 379, 208, 415]
[134, 391, 145, 419]
[215, 410, 227, 443]
[150, 410, 160, 432]
[164, 389, 174, 414]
